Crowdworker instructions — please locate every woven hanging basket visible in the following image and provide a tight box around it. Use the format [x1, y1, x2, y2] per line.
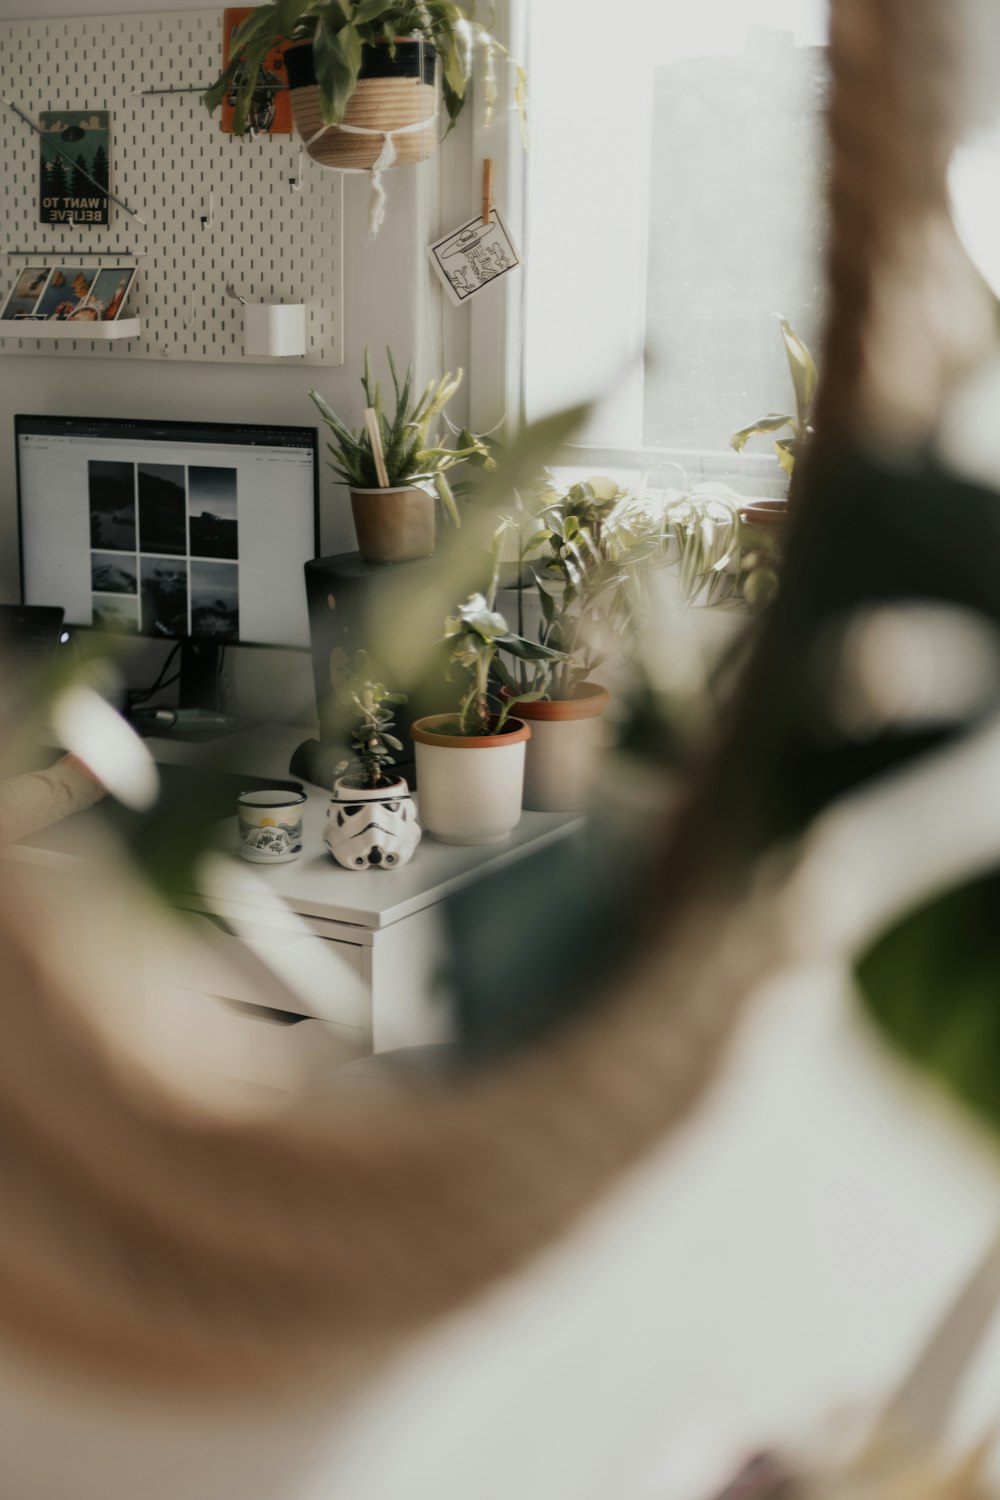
[285, 39, 438, 171]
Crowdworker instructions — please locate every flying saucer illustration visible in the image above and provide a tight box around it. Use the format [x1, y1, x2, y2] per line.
[441, 225, 496, 260]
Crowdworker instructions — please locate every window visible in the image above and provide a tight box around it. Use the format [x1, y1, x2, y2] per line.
[523, 1, 829, 490]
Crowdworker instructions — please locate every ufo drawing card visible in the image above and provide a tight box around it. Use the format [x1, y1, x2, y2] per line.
[428, 209, 522, 308]
[39, 111, 111, 226]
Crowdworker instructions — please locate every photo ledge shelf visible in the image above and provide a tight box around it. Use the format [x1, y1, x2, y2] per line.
[0, 318, 141, 341]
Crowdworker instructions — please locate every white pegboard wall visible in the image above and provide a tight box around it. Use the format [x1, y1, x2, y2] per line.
[0, 9, 344, 365]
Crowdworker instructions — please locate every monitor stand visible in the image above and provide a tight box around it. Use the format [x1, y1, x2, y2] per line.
[168, 642, 243, 740]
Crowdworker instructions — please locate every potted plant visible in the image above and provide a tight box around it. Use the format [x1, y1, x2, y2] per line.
[324, 670, 421, 870]
[493, 476, 652, 813]
[730, 316, 818, 528]
[411, 591, 564, 845]
[204, 2, 526, 170]
[310, 348, 492, 564]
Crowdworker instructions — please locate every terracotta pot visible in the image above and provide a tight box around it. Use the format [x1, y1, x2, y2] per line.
[350, 485, 435, 564]
[285, 39, 438, 172]
[740, 498, 789, 531]
[411, 715, 531, 845]
[501, 683, 611, 813]
[324, 775, 421, 871]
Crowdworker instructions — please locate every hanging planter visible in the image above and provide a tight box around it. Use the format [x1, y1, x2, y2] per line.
[204, 4, 526, 234]
[284, 38, 437, 172]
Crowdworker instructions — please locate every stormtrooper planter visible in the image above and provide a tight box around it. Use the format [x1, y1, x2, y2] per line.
[411, 715, 531, 846]
[501, 683, 611, 813]
[324, 777, 421, 871]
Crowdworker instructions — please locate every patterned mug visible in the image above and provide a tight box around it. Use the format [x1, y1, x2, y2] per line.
[238, 789, 307, 865]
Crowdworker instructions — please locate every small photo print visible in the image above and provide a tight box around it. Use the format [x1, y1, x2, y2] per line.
[140, 557, 188, 639]
[84, 266, 135, 321]
[89, 460, 136, 550]
[428, 209, 523, 308]
[138, 463, 187, 556]
[188, 466, 239, 560]
[191, 560, 240, 643]
[36, 265, 98, 321]
[91, 552, 137, 595]
[0, 266, 51, 321]
[92, 592, 138, 634]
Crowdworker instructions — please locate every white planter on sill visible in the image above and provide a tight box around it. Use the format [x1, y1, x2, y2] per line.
[411, 714, 531, 845]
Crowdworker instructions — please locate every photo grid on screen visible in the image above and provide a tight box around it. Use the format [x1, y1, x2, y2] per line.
[88, 459, 240, 641]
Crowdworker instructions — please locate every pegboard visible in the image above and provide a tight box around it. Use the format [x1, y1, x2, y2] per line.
[0, 9, 344, 365]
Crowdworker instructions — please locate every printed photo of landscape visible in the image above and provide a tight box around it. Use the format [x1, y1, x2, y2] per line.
[89, 460, 136, 550]
[140, 557, 188, 638]
[92, 592, 138, 634]
[188, 466, 238, 560]
[138, 463, 187, 555]
[191, 560, 239, 642]
[91, 552, 137, 595]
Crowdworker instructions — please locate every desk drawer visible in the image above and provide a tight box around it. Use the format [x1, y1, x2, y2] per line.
[148, 984, 362, 1091]
[148, 910, 368, 1030]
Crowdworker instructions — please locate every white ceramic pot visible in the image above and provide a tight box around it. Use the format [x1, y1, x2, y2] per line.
[324, 776, 421, 870]
[503, 684, 610, 813]
[411, 715, 531, 845]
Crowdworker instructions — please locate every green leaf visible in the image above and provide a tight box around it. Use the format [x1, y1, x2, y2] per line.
[779, 316, 818, 431]
[857, 875, 1000, 1139]
[730, 413, 794, 453]
[435, 472, 461, 529]
[313, 15, 364, 125]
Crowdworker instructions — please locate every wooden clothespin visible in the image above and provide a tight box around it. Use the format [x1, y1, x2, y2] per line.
[482, 158, 494, 226]
[364, 407, 391, 489]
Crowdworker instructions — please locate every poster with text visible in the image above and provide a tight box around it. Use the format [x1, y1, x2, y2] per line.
[39, 111, 111, 226]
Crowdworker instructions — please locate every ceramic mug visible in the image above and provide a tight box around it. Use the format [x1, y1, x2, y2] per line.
[238, 789, 307, 864]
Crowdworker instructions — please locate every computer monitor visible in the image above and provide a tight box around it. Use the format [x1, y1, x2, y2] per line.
[15, 413, 319, 714]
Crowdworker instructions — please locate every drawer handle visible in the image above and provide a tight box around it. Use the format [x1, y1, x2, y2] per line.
[214, 996, 308, 1027]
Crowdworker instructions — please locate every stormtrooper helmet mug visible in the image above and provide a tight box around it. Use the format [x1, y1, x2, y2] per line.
[324, 777, 422, 872]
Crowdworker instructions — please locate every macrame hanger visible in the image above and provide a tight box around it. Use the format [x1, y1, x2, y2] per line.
[304, 36, 438, 240]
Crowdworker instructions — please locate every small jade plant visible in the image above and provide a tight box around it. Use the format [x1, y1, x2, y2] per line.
[334, 675, 408, 790]
[443, 591, 565, 739]
[309, 348, 493, 526]
[730, 316, 817, 476]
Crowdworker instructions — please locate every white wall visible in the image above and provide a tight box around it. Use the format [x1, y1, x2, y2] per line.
[0, 0, 473, 719]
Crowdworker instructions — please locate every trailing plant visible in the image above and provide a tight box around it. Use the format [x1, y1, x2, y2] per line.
[730, 317, 818, 477]
[496, 476, 655, 701]
[333, 663, 408, 789]
[656, 484, 780, 609]
[204, 0, 527, 141]
[309, 348, 493, 527]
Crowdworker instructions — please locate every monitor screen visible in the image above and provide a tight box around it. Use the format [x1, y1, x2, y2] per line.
[16, 415, 319, 651]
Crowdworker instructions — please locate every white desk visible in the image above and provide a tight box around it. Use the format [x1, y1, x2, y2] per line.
[16, 725, 580, 1087]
